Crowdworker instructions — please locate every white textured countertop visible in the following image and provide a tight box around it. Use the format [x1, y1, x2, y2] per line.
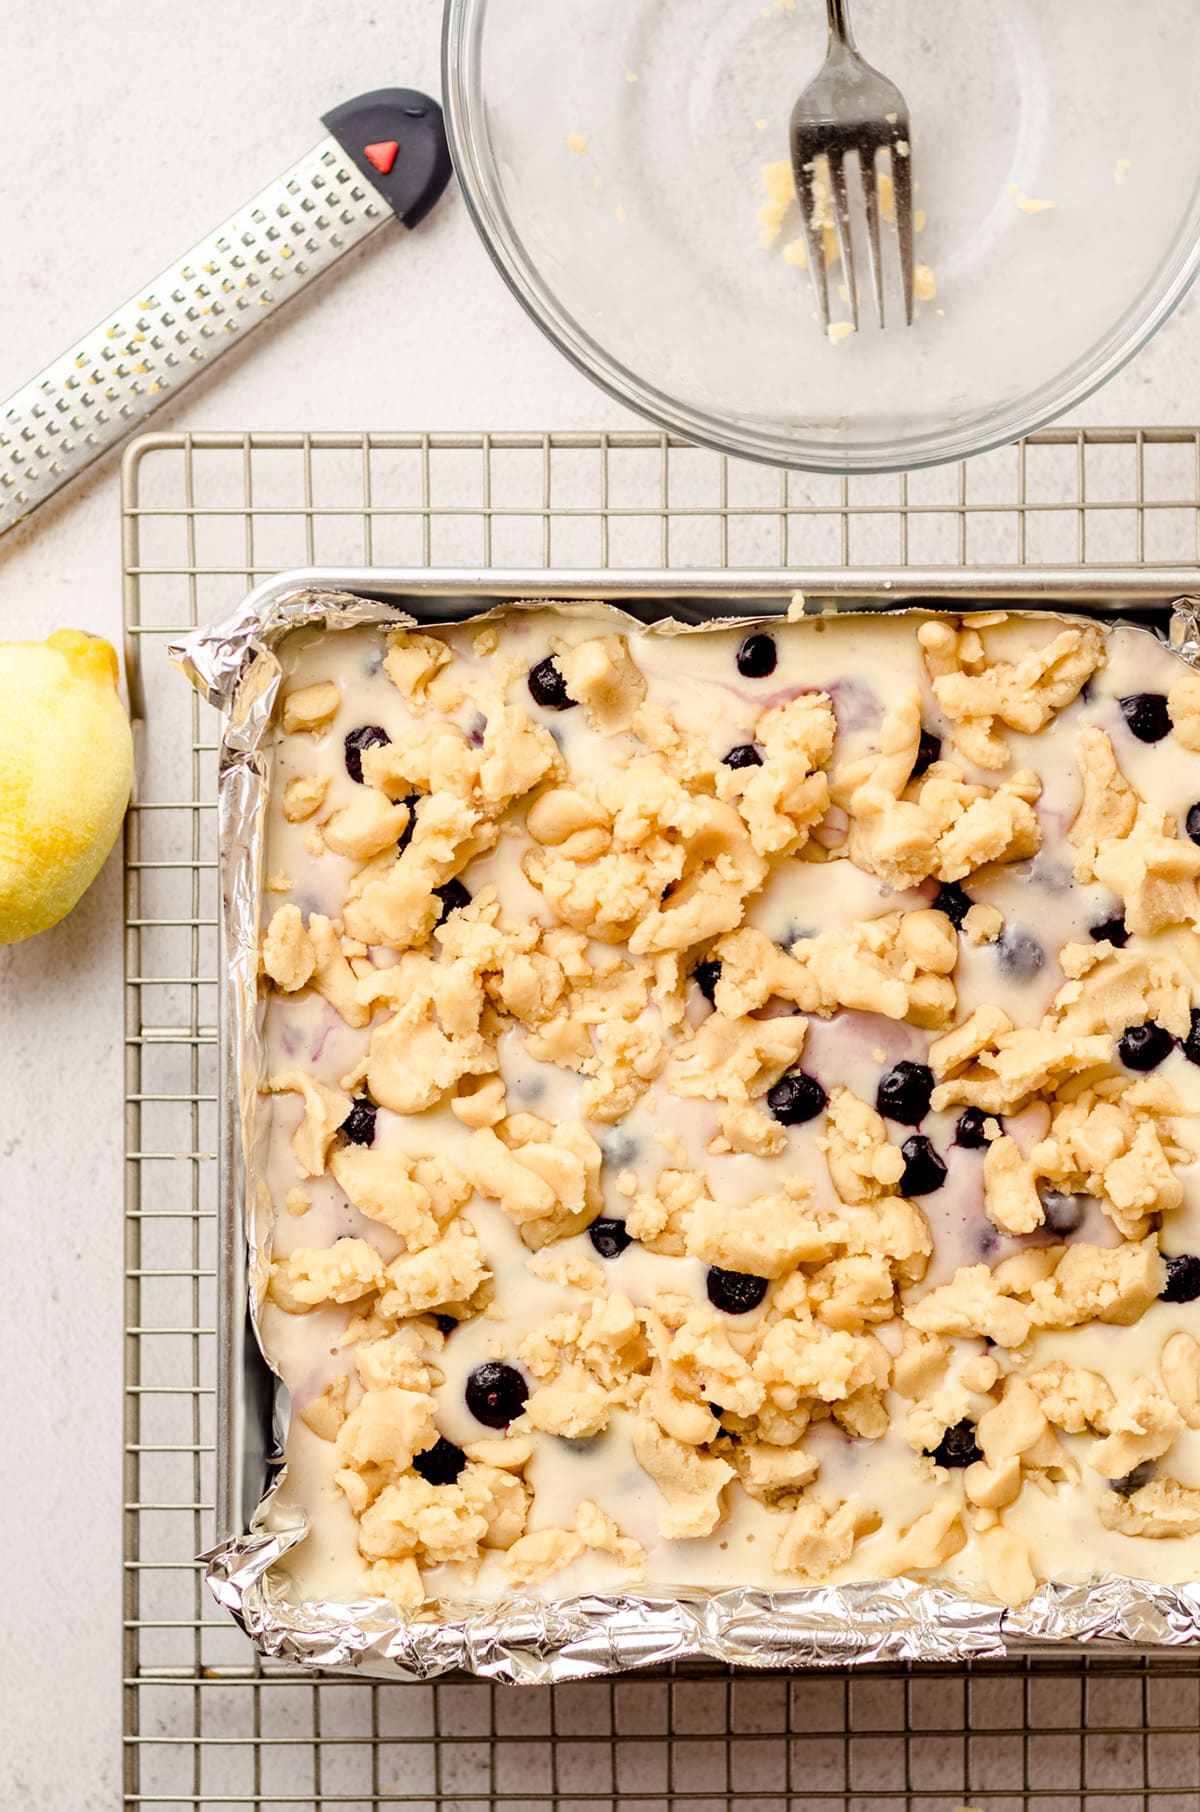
[2, 3, 1200, 1805]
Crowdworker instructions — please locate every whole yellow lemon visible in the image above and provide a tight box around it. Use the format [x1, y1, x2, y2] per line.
[0, 629, 134, 945]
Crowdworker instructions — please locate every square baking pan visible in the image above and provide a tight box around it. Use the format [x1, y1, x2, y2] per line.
[195, 561, 1200, 1677]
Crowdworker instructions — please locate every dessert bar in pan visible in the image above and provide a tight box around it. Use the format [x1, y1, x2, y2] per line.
[181, 568, 1200, 1678]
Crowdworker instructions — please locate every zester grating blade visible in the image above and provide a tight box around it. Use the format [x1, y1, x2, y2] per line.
[0, 88, 451, 537]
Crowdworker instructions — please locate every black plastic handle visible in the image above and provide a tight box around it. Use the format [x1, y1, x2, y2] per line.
[322, 87, 453, 229]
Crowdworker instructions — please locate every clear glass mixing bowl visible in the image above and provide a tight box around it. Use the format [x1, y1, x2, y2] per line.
[442, 0, 1200, 473]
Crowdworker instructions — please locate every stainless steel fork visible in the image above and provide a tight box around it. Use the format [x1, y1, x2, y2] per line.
[789, 0, 915, 331]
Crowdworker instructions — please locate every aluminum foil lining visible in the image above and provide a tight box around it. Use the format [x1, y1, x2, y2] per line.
[174, 581, 1200, 1681]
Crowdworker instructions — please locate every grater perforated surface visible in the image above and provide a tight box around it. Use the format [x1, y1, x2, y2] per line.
[123, 426, 1200, 1810]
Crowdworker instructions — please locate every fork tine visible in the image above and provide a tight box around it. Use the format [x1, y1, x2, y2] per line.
[857, 138, 885, 328]
[825, 148, 858, 331]
[791, 151, 831, 332]
[889, 137, 916, 326]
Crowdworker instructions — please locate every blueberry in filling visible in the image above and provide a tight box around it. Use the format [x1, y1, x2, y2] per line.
[954, 1107, 996, 1150]
[933, 881, 972, 929]
[1161, 1253, 1200, 1304]
[911, 727, 941, 779]
[996, 928, 1044, 981]
[925, 1420, 982, 1469]
[899, 1134, 947, 1195]
[706, 1267, 769, 1314]
[1088, 915, 1129, 947]
[767, 1070, 827, 1125]
[344, 724, 391, 784]
[588, 1217, 633, 1259]
[876, 1060, 934, 1126]
[1040, 1189, 1085, 1236]
[1117, 1021, 1174, 1072]
[1184, 1008, 1200, 1067]
[692, 957, 722, 1004]
[413, 1436, 467, 1486]
[736, 632, 777, 679]
[340, 1097, 377, 1147]
[434, 878, 472, 921]
[1187, 803, 1200, 847]
[722, 743, 764, 769]
[1120, 692, 1172, 743]
[527, 656, 575, 709]
[465, 1361, 529, 1428]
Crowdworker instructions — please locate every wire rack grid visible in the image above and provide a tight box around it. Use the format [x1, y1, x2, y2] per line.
[123, 426, 1200, 1812]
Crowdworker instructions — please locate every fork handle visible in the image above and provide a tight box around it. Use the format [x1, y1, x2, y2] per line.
[825, 0, 854, 46]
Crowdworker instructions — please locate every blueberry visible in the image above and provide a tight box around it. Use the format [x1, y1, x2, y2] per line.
[344, 724, 391, 784]
[911, 727, 942, 780]
[527, 656, 575, 710]
[1118, 1021, 1174, 1072]
[1161, 1253, 1200, 1304]
[1040, 1189, 1085, 1236]
[433, 1313, 459, 1336]
[588, 1217, 633, 1259]
[876, 1061, 934, 1127]
[955, 1107, 996, 1150]
[766, 1070, 827, 1125]
[1120, 692, 1172, 743]
[706, 1267, 769, 1314]
[1188, 804, 1200, 847]
[340, 1097, 377, 1147]
[1111, 1460, 1158, 1497]
[397, 793, 421, 855]
[434, 878, 472, 921]
[900, 1134, 947, 1195]
[412, 1436, 467, 1486]
[1088, 915, 1129, 948]
[736, 633, 777, 679]
[997, 929, 1044, 982]
[692, 957, 722, 1005]
[925, 1420, 982, 1470]
[934, 882, 973, 929]
[1184, 1008, 1200, 1067]
[722, 743, 764, 769]
[465, 1361, 529, 1428]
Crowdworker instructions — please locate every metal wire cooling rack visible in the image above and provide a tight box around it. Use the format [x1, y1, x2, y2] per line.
[123, 426, 1200, 1812]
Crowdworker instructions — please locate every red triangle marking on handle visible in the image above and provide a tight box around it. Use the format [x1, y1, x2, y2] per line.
[364, 140, 399, 176]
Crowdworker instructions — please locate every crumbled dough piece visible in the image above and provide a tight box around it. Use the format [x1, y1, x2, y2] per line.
[269, 1239, 385, 1313]
[835, 689, 1042, 885]
[775, 1497, 881, 1578]
[1168, 668, 1200, 752]
[269, 1069, 351, 1178]
[1027, 1361, 1114, 1435]
[281, 679, 340, 733]
[330, 1145, 470, 1250]
[1161, 1332, 1200, 1430]
[918, 617, 1101, 769]
[976, 1521, 1037, 1605]
[906, 1265, 1032, 1349]
[283, 774, 329, 822]
[284, 1186, 311, 1217]
[299, 1373, 349, 1441]
[262, 904, 314, 993]
[323, 791, 412, 859]
[1086, 1379, 1180, 1480]
[383, 630, 453, 707]
[632, 1411, 735, 1538]
[376, 1219, 490, 1319]
[887, 1494, 965, 1573]
[1026, 1237, 1165, 1330]
[465, 1118, 603, 1247]
[555, 635, 646, 734]
[1098, 1477, 1200, 1538]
